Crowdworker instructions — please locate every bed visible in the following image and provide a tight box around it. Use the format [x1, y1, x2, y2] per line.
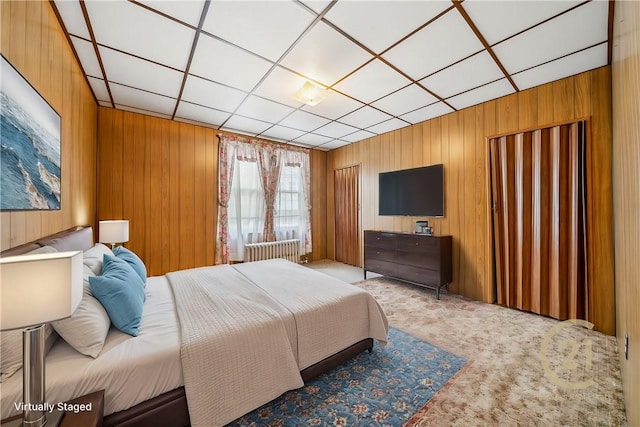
[0, 226, 388, 427]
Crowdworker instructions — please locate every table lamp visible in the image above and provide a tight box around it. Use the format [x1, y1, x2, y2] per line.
[98, 220, 129, 249]
[0, 251, 83, 427]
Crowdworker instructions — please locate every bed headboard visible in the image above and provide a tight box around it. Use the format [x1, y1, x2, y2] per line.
[0, 226, 94, 257]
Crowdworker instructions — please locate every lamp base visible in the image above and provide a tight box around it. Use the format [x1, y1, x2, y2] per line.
[2, 409, 64, 427]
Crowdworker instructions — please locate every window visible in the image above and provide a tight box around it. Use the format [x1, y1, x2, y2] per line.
[216, 135, 312, 264]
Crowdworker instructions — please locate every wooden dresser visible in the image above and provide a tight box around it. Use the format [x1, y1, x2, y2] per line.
[364, 230, 453, 299]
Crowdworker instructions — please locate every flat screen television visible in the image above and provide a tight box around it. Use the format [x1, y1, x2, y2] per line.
[379, 164, 444, 217]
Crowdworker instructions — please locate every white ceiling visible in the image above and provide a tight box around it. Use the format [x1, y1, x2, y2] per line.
[53, 0, 610, 151]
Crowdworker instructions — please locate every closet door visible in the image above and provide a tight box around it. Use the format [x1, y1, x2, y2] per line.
[334, 165, 360, 267]
[490, 121, 587, 321]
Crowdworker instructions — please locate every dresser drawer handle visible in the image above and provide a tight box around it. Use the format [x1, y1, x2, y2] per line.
[415, 243, 419, 246]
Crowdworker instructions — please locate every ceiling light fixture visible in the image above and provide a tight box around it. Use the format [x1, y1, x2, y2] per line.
[293, 81, 328, 106]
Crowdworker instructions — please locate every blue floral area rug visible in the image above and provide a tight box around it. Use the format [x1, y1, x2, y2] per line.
[228, 327, 466, 426]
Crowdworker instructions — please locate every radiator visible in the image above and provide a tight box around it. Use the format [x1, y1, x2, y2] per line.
[245, 239, 300, 263]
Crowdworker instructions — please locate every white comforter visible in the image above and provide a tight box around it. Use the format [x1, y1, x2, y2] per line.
[167, 259, 388, 427]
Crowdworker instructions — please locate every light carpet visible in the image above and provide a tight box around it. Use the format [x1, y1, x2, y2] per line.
[354, 277, 627, 426]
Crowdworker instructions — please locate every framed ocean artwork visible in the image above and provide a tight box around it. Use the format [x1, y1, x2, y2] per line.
[1, 54, 61, 211]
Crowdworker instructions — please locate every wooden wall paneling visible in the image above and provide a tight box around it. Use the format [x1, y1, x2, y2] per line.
[612, 0, 640, 422]
[369, 138, 381, 232]
[496, 94, 519, 135]
[518, 87, 538, 130]
[205, 129, 217, 266]
[147, 116, 163, 276]
[326, 151, 335, 260]
[538, 82, 555, 127]
[168, 122, 181, 272]
[1, 1, 11, 53]
[574, 71, 592, 119]
[133, 114, 147, 262]
[193, 126, 207, 268]
[2, 1, 96, 250]
[548, 127, 561, 319]
[111, 110, 124, 218]
[463, 108, 476, 298]
[476, 105, 491, 302]
[325, 68, 614, 318]
[160, 119, 172, 273]
[122, 113, 136, 245]
[589, 66, 615, 335]
[568, 123, 580, 320]
[448, 113, 462, 293]
[412, 125, 423, 168]
[531, 131, 542, 313]
[553, 77, 576, 123]
[178, 124, 195, 271]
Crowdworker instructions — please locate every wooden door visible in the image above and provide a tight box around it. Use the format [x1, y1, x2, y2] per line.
[334, 165, 360, 266]
[490, 121, 587, 321]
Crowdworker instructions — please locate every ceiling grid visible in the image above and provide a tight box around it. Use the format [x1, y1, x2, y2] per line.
[51, 0, 610, 151]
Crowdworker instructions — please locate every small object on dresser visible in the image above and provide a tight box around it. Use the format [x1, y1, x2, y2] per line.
[415, 221, 427, 234]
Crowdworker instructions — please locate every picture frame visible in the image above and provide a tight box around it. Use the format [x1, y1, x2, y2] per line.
[1, 54, 61, 211]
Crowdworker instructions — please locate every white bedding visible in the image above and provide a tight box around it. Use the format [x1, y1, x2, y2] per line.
[168, 259, 389, 427]
[0, 275, 183, 419]
[1, 260, 388, 425]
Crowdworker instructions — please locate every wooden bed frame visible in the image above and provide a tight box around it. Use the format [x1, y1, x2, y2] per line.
[1, 226, 376, 427]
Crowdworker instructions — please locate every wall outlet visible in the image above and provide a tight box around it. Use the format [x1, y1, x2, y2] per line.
[624, 332, 629, 360]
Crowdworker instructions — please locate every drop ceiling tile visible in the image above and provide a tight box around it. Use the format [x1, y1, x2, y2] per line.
[315, 121, 360, 138]
[54, 0, 90, 39]
[115, 104, 172, 120]
[512, 44, 607, 91]
[279, 110, 330, 132]
[70, 36, 101, 78]
[333, 59, 411, 104]
[190, 34, 273, 92]
[299, 0, 332, 15]
[371, 84, 438, 116]
[222, 116, 272, 135]
[339, 106, 393, 129]
[462, 0, 582, 45]
[320, 140, 351, 150]
[493, 0, 608, 74]
[420, 51, 505, 98]
[367, 118, 410, 135]
[280, 21, 371, 86]
[181, 75, 246, 113]
[447, 79, 515, 110]
[99, 47, 183, 98]
[203, 1, 314, 62]
[260, 126, 307, 142]
[137, 0, 206, 27]
[236, 96, 295, 124]
[293, 133, 333, 146]
[400, 102, 453, 124]
[382, 9, 483, 80]
[341, 130, 376, 143]
[325, 1, 449, 53]
[85, 0, 194, 70]
[110, 83, 176, 116]
[253, 66, 307, 108]
[301, 90, 363, 120]
[175, 101, 230, 127]
[87, 77, 110, 102]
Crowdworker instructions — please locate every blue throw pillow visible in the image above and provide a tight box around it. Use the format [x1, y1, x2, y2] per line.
[113, 246, 147, 285]
[89, 255, 146, 336]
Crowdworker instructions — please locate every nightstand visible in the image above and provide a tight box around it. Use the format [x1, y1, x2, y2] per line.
[1, 390, 104, 427]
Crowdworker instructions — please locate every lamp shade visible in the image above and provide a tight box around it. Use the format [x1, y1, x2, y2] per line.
[99, 220, 129, 245]
[0, 251, 83, 331]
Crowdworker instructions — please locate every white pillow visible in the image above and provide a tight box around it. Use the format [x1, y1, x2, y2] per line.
[51, 264, 111, 357]
[83, 243, 114, 275]
[0, 245, 59, 382]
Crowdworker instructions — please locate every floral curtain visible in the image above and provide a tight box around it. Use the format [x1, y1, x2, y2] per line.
[216, 134, 312, 263]
[214, 138, 237, 264]
[256, 145, 282, 242]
